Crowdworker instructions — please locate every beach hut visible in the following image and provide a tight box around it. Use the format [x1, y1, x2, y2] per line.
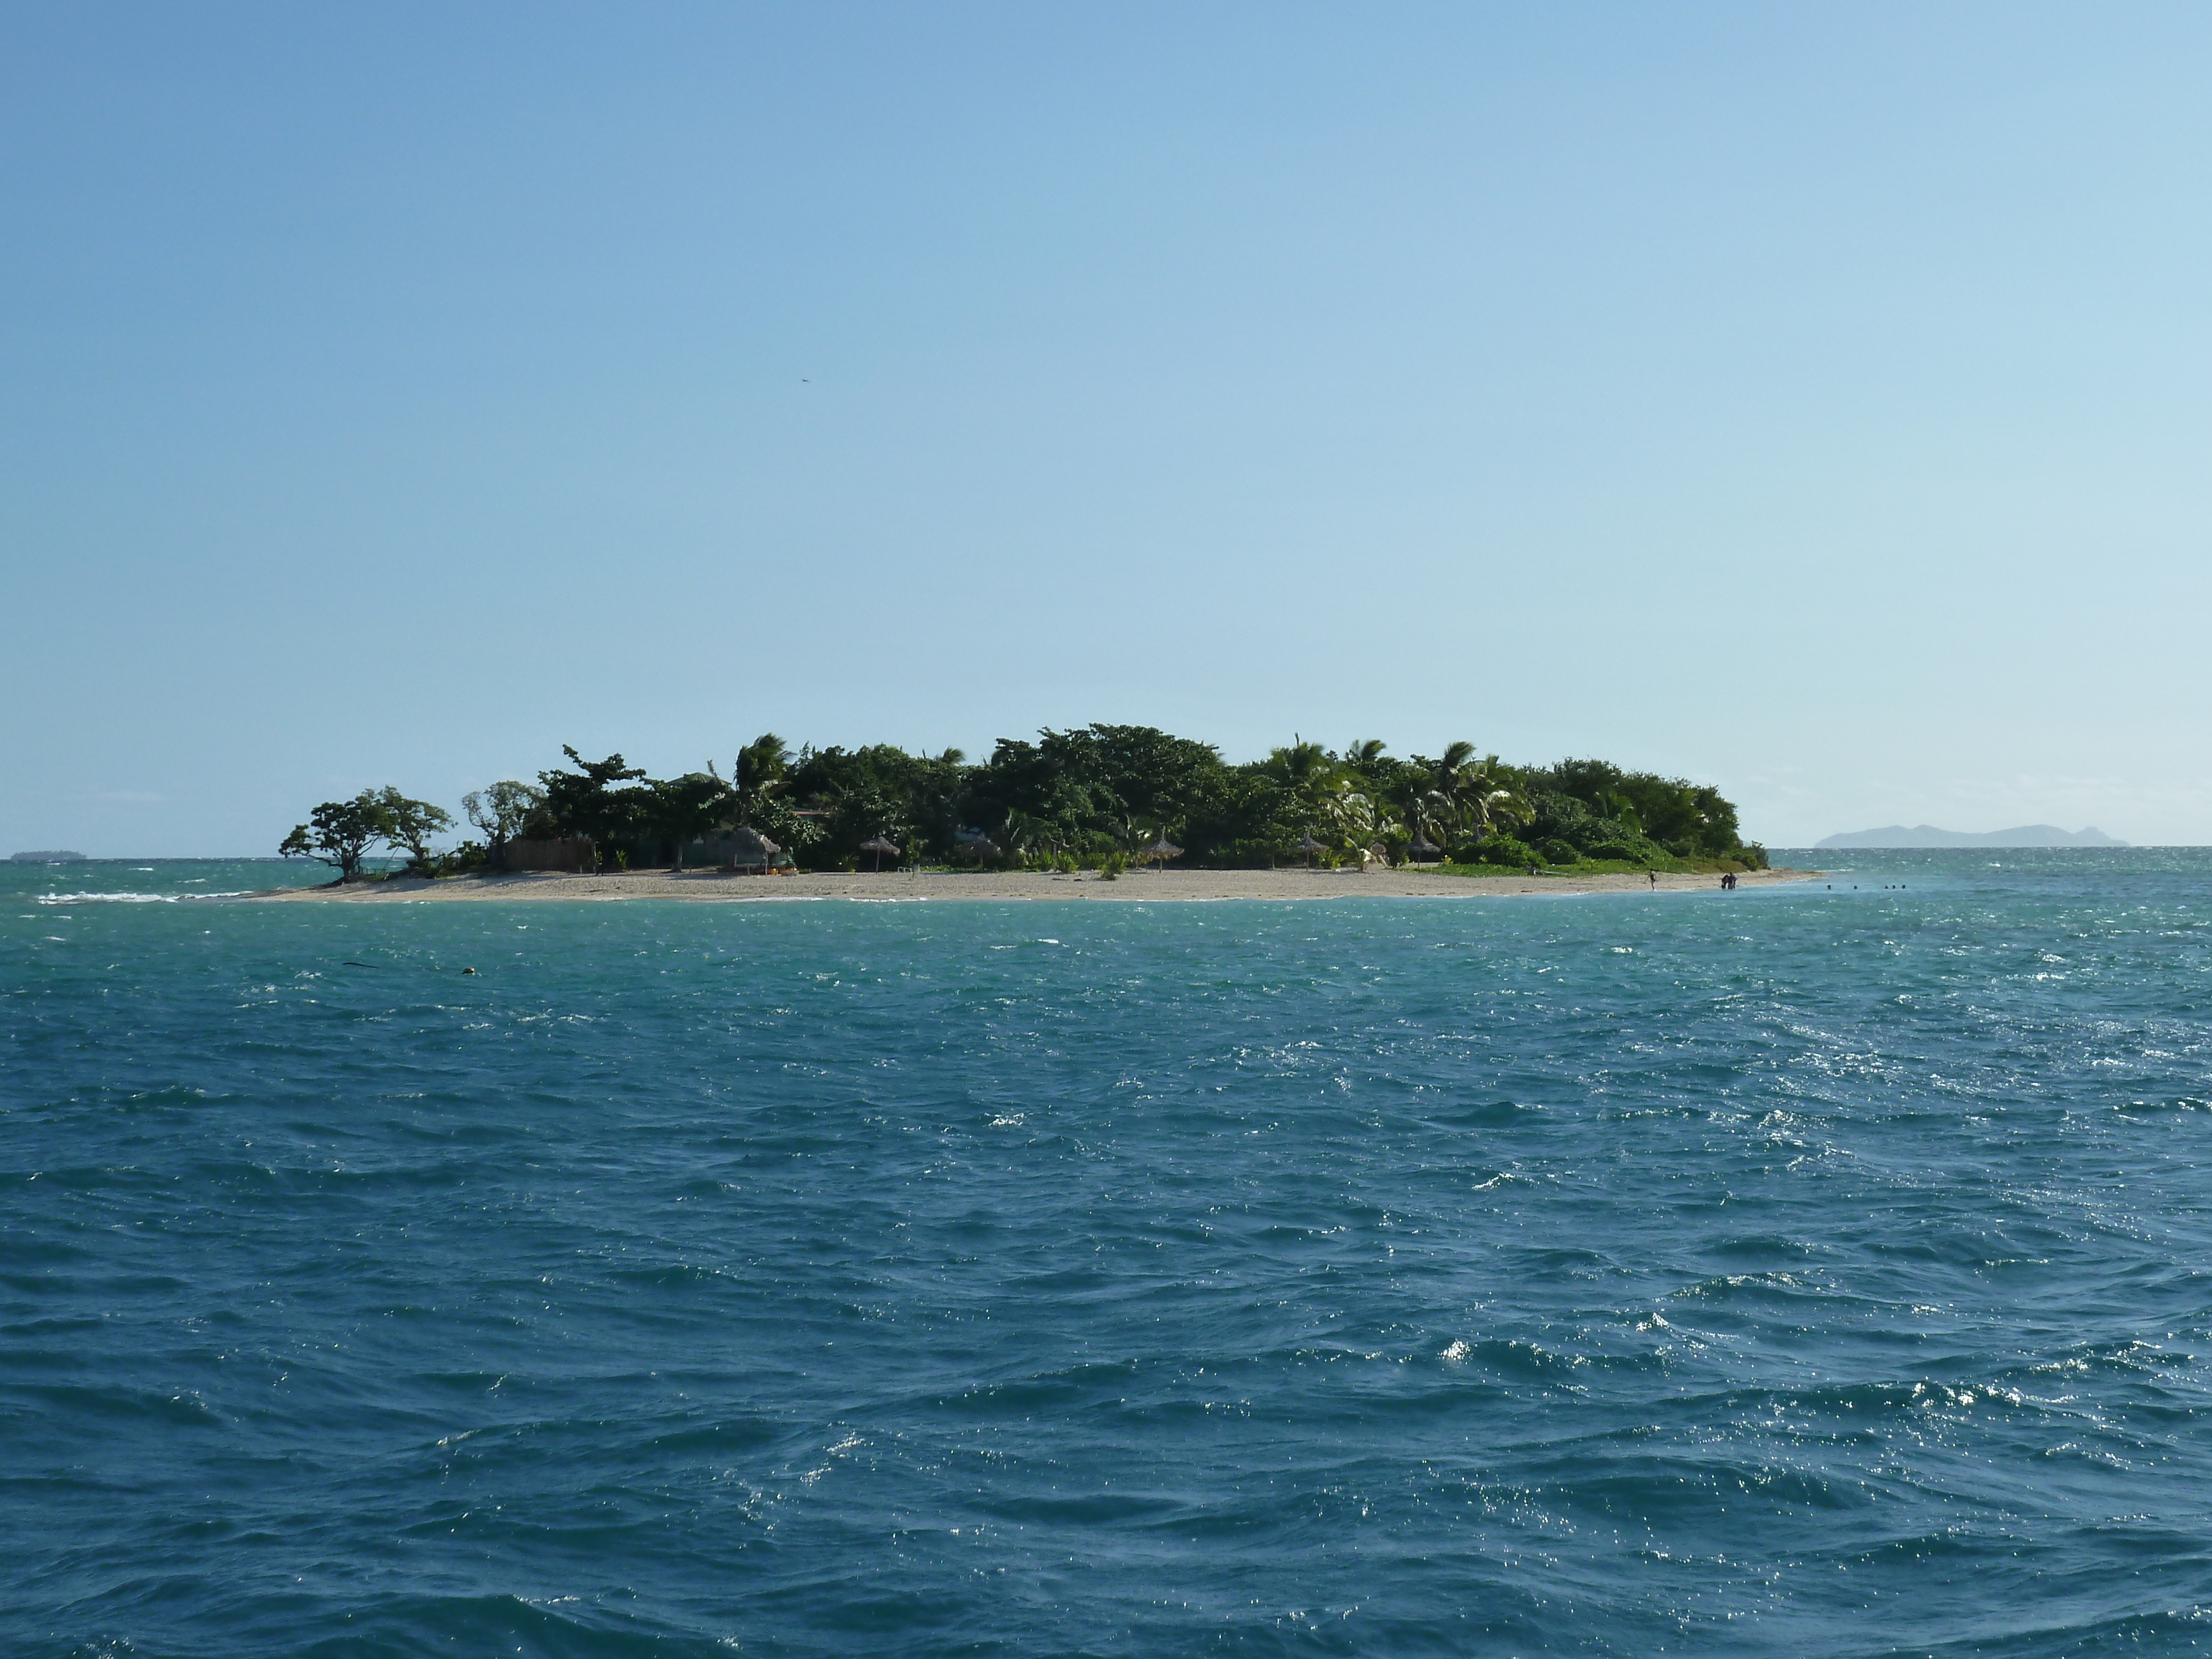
[724, 827, 781, 874]
[859, 833, 900, 873]
[1143, 832, 1183, 872]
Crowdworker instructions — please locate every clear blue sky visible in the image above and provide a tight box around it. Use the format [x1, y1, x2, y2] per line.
[6, 3, 2209, 853]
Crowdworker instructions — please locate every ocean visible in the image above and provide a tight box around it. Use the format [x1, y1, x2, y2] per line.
[4, 851, 2209, 1656]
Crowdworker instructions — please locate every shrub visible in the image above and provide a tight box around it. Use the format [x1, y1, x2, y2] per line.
[429, 840, 488, 877]
[1537, 838, 1579, 866]
[1475, 834, 1541, 867]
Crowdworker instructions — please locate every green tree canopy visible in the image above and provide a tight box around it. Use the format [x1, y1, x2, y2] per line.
[540, 747, 651, 853]
[733, 734, 793, 821]
[462, 780, 545, 867]
[649, 771, 736, 867]
[279, 790, 390, 880]
[285, 732, 1765, 881]
[373, 787, 454, 873]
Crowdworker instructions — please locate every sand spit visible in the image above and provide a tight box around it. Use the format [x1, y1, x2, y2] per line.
[252, 867, 1819, 904]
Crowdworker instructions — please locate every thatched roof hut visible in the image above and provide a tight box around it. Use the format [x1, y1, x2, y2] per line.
[724, 827, 781, 872]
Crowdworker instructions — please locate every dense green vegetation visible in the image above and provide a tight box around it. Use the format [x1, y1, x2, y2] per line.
[279, 787, 451, 880]
[282, 727, 1766, 878]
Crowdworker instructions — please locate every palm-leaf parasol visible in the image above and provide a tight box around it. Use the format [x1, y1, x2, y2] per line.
[726, 827, 780, 873]
[859, 833, 900, 873]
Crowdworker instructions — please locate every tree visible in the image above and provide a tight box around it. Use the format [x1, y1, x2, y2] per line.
[648, 771, 734, 869]
[373, 787, 455, 873]
[1402, 786, 1451, 849]
[786, 745, 930, 862]
[1414, 742, 1530, 847]
[734, 733, 792, 823]
[462, 780, 545, 870]
[748, 792, 824, 862]
[279, 791, 390, 881]
[816, 776, 911, 868]
[998, 808, 1070, 867]
[1258, 739, 1335, 827]
[540, 747, 650, 864]
[1255, 738, 1384, 858]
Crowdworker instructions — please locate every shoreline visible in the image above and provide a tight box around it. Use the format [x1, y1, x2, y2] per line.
[249, 866, 1821, 904]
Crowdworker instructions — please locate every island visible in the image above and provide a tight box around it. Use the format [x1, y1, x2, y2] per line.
[269, 726, 1799, 901]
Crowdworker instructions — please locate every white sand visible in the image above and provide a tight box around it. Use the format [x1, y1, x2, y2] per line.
[254, 866, 1818, 903]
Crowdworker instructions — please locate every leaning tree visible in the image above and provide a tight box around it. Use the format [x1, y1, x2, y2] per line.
[372, 787, 453, 873]
[279, 791, 390, 881]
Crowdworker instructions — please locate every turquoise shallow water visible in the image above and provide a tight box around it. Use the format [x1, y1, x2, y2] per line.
[4, 851, 2210, 1656]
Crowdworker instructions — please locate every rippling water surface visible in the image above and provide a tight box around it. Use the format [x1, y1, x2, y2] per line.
[6, 852, 2211, 1656]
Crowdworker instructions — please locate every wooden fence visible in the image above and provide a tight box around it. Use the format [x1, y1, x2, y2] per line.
[503, 838, 596, 873]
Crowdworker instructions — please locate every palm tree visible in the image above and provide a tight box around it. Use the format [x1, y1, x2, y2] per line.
[1262, 738, 1335, 798]
[1420, 742, 1530, 849]
[1000, 810, 1072, 868]
[1262, 739, 1384, 862]
[1344, 738, 1388, 771]
[1401, 784, 1451, 849]
[1321, 781, 1380, 861]
[734, 733, 792, 825]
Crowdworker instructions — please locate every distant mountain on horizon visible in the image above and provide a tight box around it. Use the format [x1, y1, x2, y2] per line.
[1815, 825, 2128, 849]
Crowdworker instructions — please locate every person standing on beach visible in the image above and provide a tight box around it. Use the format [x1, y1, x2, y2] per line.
[1648, 871, 1657, 889]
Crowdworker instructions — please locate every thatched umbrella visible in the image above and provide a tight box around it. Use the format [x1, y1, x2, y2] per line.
[1293, 832, 1328, 869]
[1408, 832, 1442, 864]
[726, 826, 780, 874]
[859, 833, 900, 873]
[1144, 832, 1183, 871]
[961, 835, 999, 866]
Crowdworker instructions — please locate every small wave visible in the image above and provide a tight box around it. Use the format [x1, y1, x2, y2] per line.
[35, 890, 249, 904]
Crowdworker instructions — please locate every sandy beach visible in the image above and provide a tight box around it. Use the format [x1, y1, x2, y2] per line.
[253, 865, 1819, 903]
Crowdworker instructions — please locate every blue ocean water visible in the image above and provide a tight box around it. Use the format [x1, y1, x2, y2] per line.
[4, 851, 2210, 1656]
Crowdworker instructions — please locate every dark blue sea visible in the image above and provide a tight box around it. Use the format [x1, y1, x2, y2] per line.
[6, 851, 2210, 1656]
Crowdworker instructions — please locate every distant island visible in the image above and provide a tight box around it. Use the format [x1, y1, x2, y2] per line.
[10, 849, 88, 862]
[1816, 825, 2127, 849]
[277, 727, 1773, 881]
